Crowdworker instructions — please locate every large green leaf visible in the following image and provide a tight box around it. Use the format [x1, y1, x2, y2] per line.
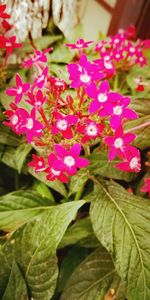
[90, 180, 150, 300]
[61, 247, 125, 300]
[0, 190, 53, 231]
[89, 151, 136, 182]
[2, 261, 29, 300]
[29, 168, 67, 197]
[0, 200, 84, 300]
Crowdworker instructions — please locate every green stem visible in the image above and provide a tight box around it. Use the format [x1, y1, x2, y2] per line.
[113, 73, 119, 91]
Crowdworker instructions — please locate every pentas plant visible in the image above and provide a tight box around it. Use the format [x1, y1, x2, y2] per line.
[4, 26, 150, 183]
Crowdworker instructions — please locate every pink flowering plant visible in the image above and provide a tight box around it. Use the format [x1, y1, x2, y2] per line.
[0, 6, 150, 300]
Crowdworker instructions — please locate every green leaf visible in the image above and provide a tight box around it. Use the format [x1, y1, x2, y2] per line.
[125, 115, 150, 149]
[48, 42, 74, 64]
[57, 246, 90, 293]
[2, 261, 29, 300]
[69, 169, 89, 198]
[0, 200, 85, 300]
[28, 168, 67, 197]
[89, 150, 136, 182]
[90, 180, 150, 300]
[1, 144, 32, 172]
[60, 217, 99, 249]
[61, 247, 125, 300]
[0, 190, 53, 231]
[33, 181, 55, 203]
[15, 144, 32, 173]
[0, 125, 21, 146]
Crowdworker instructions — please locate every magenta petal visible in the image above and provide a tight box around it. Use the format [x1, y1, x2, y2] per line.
[123, 108, 138, 119]
[115, 161, 130, 172]
[16, 73, 22, 86]
[59, 173, 69, 183]
[108, 92, 121, 103]
[70, 143, 81, 157]
[15, 94, 22, 104]
[99, 80, 110, 93]
[76, 157, 89, 168]
[86, 83, 97, 98]
[67, 166, 77, 176]
[104, 136, 115, 146]
[89, 100, 101, 113]
[123, 133, 136, 144]
[65, 115, 78, 124]
[51, 125, 58, 135]
[54, 144, 68, 158]
[23, 83, 30, 92]
[6, 88, 17, 96]
[108, 147, 117, 160]
[110, 115, 122, 130]
[48, 153, 57, 165]
[63, 128, 73, 139]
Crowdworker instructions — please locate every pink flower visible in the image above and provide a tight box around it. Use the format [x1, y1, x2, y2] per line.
[19, 108, 43, 143]
[54, 143, 89, 176]
[6, 73, 30, 104]
[104, 127, 136, 160]
[94, 58, 115, 79]
[111, 49, 124, 62]
[4, 106, 29, 134]
[115, 146, 141, 173]
[99, 93, 138, 130]
[67, 55, 104, 89]
[46, 153, 68, 183]
[141, 178, 150, 197]
[65, 38, 93, 50]
[87, 80, 111, 114]
[77, 118, 104, 143]
[0, 4, 10, 19]
[0, 36, 22, 57]
[28, 154, 46, 172]
[51, 111, 78, 139]
[32, 66, 48, 89]
[22, 48, 52, 68]
[26, 90, 46, 109]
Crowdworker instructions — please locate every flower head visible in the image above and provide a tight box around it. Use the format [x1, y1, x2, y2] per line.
[28, 154, 46, 172]
[141, 178, 150, 197]
[54, 143, 89, 176]
[65, 38, 93, 50]
[115, 146, 141, 173]
[6, 73, 30, 104]
[77, 118, 104, 143]
[51, 111, 78, 139]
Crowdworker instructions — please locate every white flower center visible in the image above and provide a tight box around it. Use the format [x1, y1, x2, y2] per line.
[98, 93, 107, 103]
[114, 38, 119, 44]
[37, 75, 44, 83]
[86, 124, 98, 136]
[104, 55, 110, 61]
[17, 86, 22, 94]
[6, 42, 12, 47]
[129, 47, 135, 53]
[139, 57, 144, 62]
[116, 54, 120, 59]
[80, 73, 91, 83]
[38, 161, 43, 167]
[26, 118, 33, 129]
[130, 157, 138, 169]
[55, 81, 64, 87]
[57, 119, 68, 131]
[113, 105, 122, 115]
[104, 61, 113, 69]
[114, 138, 123, 148]
[51, 168, 60, 176]
[11, 114, 18, 125]
[76, 42, 83, 48]
[64, 155, 75, 167]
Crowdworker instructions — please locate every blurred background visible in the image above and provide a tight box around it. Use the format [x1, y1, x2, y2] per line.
[1, 0, 150, 42]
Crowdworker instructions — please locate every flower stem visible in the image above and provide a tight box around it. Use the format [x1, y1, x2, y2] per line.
[125, 121, 150, 133]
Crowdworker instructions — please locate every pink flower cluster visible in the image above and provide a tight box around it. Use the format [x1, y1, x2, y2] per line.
[95, 25, 149, 69]
[4, 25, 146, 182]
[0, 4, 21, 63]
